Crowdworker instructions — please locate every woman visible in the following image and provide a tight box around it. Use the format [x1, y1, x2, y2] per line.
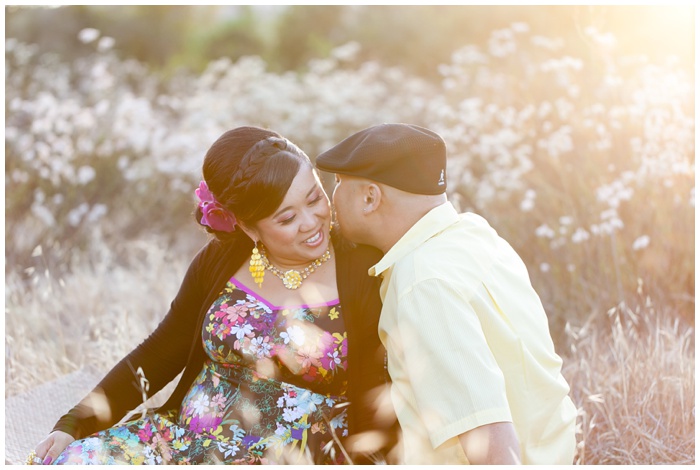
[31, 126, 396, 465]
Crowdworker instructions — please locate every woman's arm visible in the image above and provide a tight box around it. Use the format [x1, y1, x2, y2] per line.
[49, 242, 215, 440]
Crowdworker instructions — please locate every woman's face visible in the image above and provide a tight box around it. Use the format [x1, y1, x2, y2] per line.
[250, 164, 332, 267]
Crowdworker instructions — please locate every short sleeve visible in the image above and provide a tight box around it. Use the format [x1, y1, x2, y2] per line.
[396, 278, 513, 448]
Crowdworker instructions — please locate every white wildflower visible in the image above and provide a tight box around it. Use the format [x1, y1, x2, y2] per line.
[11, 169, 29, 183]
[442, 78, 457, 90]
[451, 45, 488, 66]
[331, 41, 360, 62]
[488, 28, 516, 58]
[67, 203, 90, 227]
[87, 204, 108, 223]
[571, 228, 590, 244]
[538, 101, 552, 118]
[78, 28, 100, 44]
[511, 22, 530, 33]
[97, 36, 116, 52]
[535, 224, 555, 238]
[632, 235, 650, 251]
[559, 216, 574, 226]
[518, 189, 536, 210]
[76, 165, 96, 185]
[531, 35, 564, 51]
[544, 125, 573, 158]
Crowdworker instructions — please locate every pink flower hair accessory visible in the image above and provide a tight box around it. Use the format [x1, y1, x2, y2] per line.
[195, 180, 237, 232]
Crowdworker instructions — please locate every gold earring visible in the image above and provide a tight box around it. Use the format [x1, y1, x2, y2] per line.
[249, 242, 264, 288]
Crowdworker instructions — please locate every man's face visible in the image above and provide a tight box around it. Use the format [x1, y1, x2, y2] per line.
[331, 173, 366, 244]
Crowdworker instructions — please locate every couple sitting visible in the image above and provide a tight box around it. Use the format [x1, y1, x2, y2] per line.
[32, 123, 576, 465]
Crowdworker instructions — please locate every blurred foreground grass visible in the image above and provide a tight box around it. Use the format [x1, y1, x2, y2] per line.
[5, 237, 694, 465]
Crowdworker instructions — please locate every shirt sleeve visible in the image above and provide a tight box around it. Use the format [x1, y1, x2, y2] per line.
[51, 242, 213, 439]
[396, 277, 513, 448]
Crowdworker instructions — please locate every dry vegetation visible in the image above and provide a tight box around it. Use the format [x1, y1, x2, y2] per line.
[562, 295, 695, 464]
[6, 236, 694, 465]
[5, 13, 694, 465]
[5, 238, 191, 396]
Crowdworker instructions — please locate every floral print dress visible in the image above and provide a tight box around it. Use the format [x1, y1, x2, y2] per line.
[55, 277, 349, 465]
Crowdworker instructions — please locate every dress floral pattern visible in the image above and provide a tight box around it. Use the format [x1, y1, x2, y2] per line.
[54, 277, 348, 465]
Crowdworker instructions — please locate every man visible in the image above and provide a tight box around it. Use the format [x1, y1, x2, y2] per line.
[315, 123, 578, 465]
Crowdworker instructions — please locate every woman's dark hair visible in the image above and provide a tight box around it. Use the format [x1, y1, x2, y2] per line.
[195, 126, 312, 242]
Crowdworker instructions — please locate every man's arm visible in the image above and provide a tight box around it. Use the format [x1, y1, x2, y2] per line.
[458, 421, 522, 465]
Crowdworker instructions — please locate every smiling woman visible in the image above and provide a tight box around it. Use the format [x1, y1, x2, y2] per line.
[237, 164, 334, 294]
[30, 126, 398, 465]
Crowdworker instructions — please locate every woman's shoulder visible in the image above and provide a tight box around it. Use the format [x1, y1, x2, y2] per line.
[332, 234, 383, 287]
[332, 233, 382, 267]
[189, 236, 250, 275]
[192, 237, 228, 264]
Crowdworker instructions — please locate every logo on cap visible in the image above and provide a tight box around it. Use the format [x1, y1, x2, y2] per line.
[438, 169, 445, 186]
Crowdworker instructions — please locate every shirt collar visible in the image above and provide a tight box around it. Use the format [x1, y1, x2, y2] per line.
[369, 201, 459, 277]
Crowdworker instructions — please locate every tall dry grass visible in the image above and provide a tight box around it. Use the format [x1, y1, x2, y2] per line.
[5, 237, 194, 397]
[562, 291, 695, 464]
[5, 236, 695, 464]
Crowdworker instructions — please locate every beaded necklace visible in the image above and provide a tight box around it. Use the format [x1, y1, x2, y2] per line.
[260, 248, 332, 290]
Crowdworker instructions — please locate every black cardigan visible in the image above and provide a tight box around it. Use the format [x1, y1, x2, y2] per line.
[52, 234, 397, 462]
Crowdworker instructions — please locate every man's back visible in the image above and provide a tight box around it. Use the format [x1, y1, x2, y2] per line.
[374, 202, 577, 464]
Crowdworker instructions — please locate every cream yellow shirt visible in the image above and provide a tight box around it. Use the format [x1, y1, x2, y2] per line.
[370, 202, 577, 464]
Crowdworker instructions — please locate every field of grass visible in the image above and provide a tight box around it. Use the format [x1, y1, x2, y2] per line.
[5, 18, 694, 464]
[5, 236, 694, 464]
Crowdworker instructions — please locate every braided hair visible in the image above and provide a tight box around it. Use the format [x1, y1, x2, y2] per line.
[196, 126, 312, 242]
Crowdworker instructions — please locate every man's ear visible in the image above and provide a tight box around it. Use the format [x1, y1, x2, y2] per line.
[363, 183, 382, 214]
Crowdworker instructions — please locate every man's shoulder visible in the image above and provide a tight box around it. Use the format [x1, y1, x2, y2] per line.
[457, 210, 493, 229]
[395, 212, 499, 283]
[416, 212, 494, 255]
